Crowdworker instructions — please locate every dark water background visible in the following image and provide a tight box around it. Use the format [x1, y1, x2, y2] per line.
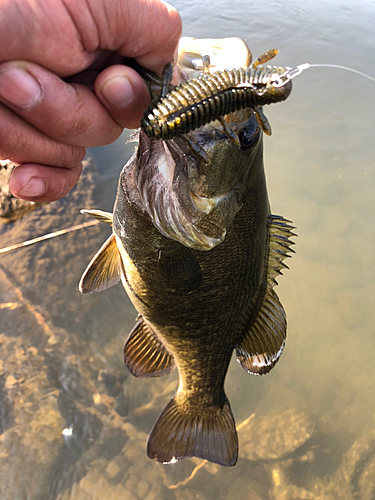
[0, 0, 374, 498]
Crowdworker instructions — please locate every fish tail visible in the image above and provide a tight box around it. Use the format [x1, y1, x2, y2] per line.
[147, 394, 238, 466]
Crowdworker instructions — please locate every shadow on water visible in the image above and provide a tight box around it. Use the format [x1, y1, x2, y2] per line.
[0, 1, 375, 498]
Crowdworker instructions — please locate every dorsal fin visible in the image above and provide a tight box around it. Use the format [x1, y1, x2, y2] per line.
[124, 316, 176, 377]
[79, 234, 121, 293]
[236, 214, 296, 375]
[236, 287, 286, 375]
[80, 209, 113, 225]
[267, 215, 296, 287]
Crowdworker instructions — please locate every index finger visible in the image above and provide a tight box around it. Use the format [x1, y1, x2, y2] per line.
[1, 0, 182, 77]
[117, 0, 183, 74]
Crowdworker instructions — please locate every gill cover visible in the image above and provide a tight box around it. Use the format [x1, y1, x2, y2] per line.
[135, 112, 264, 252]
[135, 130, 243, 250]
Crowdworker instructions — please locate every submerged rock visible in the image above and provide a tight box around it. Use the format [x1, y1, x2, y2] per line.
[265, 423, 375, 500]
[239, 408, 315, 461]
[337, 430, 375, 500]
[56, 422, 173, 500]
[0, 334, 64, 499]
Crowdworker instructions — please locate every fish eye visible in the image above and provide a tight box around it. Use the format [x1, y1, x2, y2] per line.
[238, 122, 260, 150]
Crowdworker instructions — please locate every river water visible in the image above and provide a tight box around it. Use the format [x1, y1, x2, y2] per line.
[0, 0, 374, 499]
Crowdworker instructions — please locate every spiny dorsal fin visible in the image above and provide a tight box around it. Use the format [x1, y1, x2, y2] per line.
[79, 234, 121, 293]
[267, 215, 296, 287]
[158, 244, 202, 292]
[124, 316, 176, 378]
[236, 287, 286, 375]
[147, 395, 238, 466]
[80, 209, 113, 225]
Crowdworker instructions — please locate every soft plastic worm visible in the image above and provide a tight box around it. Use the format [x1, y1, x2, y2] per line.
[140, 65, 292, 140]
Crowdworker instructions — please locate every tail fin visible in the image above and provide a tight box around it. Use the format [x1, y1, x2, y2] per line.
[147, 395, 238, 466]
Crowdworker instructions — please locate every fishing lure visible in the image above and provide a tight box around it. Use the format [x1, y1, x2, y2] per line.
[141, 60, 293, 141]
[139, 46, 375, 142]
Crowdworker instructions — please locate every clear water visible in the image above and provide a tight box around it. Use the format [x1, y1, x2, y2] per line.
[0, 1, 374, 498]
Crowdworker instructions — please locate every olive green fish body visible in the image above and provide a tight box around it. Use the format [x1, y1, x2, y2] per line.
[105, 123, 283, 465]
[115, 135, 268, 365]
[80, 118, 295, 466]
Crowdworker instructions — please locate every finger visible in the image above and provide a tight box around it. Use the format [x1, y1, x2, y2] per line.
[1, 0, 182, 77]
[118, 0, 182, 74]
[63, 0, 182, 75]
[95, 65, 151, 129]
[0, 60, 124, 147]
[0, 102, 86, 167]
[0, 0, 96, 75]
[9, 162, 83, 202]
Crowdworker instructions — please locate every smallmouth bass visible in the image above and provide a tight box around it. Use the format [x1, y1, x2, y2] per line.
[79, 37, 296, 466]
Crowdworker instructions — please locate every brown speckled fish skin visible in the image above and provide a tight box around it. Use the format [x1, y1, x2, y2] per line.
[112, 124, 269, 466]
[80, 112, 295, 465]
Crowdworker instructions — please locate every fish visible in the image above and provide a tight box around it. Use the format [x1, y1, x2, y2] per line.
[79, 37, 296, 467]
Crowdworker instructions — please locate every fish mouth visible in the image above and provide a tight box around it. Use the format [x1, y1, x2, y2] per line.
[134, 130, 243, 250]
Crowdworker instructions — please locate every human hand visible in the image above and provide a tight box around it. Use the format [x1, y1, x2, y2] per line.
[0, 0, 181, 202]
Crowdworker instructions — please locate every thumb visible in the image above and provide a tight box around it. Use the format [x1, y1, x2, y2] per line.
[94, 64, 151, 129]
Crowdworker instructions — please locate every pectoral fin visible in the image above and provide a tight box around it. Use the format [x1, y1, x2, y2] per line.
[236, 287, 286, 375]
[158, 244, 202, 292]
[124, 316, 175, 377]
[79, 234, 121, 293]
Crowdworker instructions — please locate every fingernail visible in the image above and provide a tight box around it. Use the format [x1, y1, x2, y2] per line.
[100, 76, 134, 109]
[19, 177, 46, 198]
[0, 67, 42, 110]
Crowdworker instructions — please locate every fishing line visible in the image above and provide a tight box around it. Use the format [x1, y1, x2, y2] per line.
[301, 63, 375, 83]
[0, 219, 99, 255]
[275, 62, 375, 86]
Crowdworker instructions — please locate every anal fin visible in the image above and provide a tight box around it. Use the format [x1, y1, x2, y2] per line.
[147, 395, 238, 466]
[124, 316, 175, 377]
[79, 234, 121, 293]
[236, 287, 286, 375]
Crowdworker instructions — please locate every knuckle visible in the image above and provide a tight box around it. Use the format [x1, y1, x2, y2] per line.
[0, 122, 28, 161]
[57, 162, 83, 199]
[55, 142, 86, 168]
[49, 98, 90, 141]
